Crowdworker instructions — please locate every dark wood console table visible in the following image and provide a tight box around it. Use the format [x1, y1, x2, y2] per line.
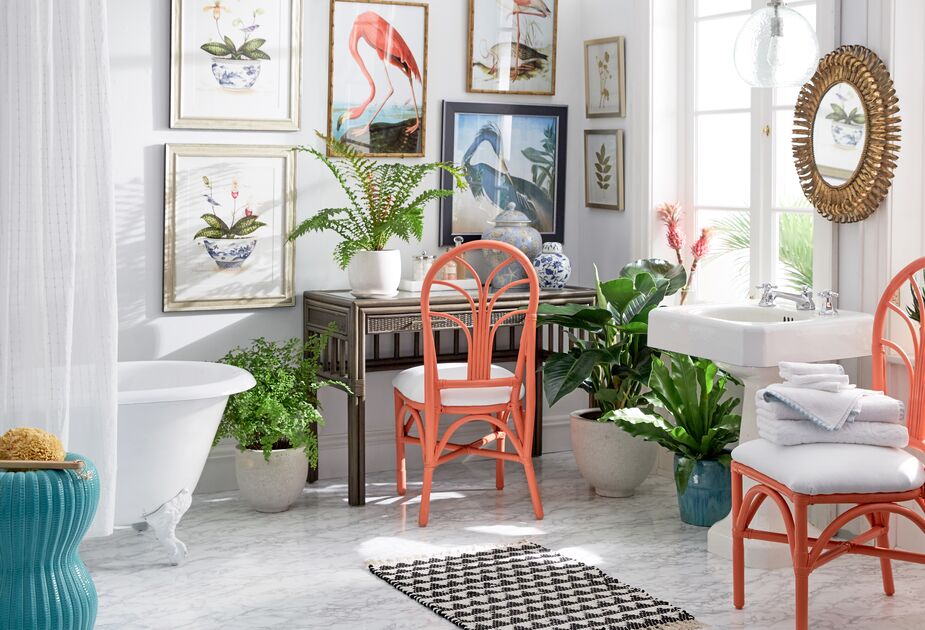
[303, 286, 596, 506]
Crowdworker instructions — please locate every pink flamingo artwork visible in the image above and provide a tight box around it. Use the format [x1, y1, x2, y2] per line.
[336, 11, 422, 140]
[507, 0, 551, 80]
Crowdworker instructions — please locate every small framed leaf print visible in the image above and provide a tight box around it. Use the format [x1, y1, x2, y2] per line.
[584, 36, 625, 118]
[584, 129, 624, 211]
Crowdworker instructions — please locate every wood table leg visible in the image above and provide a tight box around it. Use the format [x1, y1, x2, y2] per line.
[347, 390, 366, 506]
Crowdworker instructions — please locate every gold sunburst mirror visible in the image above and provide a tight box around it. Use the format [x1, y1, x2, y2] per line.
[792, 45, 901, 223]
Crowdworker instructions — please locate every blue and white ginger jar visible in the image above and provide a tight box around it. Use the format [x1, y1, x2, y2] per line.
[481, 204, 543, 289]
[533, 242, 571, 289]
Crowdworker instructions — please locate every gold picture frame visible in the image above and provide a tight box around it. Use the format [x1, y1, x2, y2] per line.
[584, 36, 626, 118]
[326, 0, 429, 158]
[467, 0, 558, 96]
[584, 129, 624, 211]
[164, 144, 296, 312]
[792, 45, 901, 223]
[170, 0, 303, 130]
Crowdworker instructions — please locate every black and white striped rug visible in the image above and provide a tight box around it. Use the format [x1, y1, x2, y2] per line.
[368, 541, 702, 630]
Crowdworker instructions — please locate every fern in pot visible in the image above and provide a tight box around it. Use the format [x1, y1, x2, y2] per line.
[537, 259, 685, 497]
[215, 334, 347, 513]
[610, 353, 741, 526]
[289, 133, 467, 298]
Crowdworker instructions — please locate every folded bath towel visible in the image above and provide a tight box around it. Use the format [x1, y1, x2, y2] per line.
[757, 417, 909, 448]
[779, 362, 845, 381]
[763, 383, 864, 430]
[756, 392, 905, 425]
[780, 373, 854, 392]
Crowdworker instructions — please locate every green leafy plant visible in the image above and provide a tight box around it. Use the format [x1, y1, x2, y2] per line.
[608, 353, 741, 492]
[594, 144, 612, 191]
[194, 175, 266, 239]
[826, 103, 865, 126]
[521, 125, 557, 199]
[906, 272, 925, 323]
[537, 259, 686, 415]
[201, 3, 271, 61]
[288, 132, 467, 269]
[214, 334, 349, 465]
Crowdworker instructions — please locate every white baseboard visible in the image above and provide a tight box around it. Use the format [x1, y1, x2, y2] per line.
[195, 414, 574, 494]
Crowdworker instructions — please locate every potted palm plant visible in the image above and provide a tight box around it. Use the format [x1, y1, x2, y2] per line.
[215, 334, 348, 513]
[610, 353, 742, 526]
[538, 259, 685, 497]
[289, 133, 467, 298]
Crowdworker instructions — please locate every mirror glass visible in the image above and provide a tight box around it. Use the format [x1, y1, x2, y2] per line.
[812, 82, 867, 186]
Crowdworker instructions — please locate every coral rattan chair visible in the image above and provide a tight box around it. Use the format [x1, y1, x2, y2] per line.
[392, 240, 543, 527]
[730, 257, 925, 630]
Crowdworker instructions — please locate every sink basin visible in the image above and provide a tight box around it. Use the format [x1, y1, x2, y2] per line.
[648, 302, 873, 368]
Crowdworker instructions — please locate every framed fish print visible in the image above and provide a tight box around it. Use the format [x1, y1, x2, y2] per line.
[164, 144, 296, 312]
[584, 129, 624, 211]
[170, 0, 303, 130]
[328, 0, 428, 157]
[584, 36, 626, 118]
[439, 102, 568, 246]
[467, 0, 558, 96]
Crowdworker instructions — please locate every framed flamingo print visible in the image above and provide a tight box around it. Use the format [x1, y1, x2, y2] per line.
[468, 0, 558, 96]
[164, 144, 296, 312]
[170, 0, 303, 130]
[327, 0, 428, 157]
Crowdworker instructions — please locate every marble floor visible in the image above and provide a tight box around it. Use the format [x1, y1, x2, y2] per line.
[82, 453, 925, 630]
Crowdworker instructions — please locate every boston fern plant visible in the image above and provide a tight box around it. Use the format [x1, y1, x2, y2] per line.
[537, 259, 686, 414]
[215, 333, 348, 466]
[289, 132, 467, 269]
[609, 353, 742, 492]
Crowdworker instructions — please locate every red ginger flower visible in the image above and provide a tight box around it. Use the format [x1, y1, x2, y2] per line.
[656, 202, 685, 263]
[690, 227, 713, 260]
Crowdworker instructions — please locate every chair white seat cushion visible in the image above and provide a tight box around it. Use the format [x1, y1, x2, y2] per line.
[392, 363, 523, 407]
[733, 438, 925, 495]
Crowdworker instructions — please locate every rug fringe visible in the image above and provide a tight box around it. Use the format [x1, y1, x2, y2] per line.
[367, 539, 539, 568]
[654, 621, 705, 630]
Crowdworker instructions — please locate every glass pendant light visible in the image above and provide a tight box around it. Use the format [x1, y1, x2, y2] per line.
[734, 0, 819, 87]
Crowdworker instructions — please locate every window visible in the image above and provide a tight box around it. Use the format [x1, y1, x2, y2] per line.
[686, 0, 820, 303]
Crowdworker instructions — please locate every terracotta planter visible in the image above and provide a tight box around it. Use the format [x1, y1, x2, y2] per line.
[570, 408, 657, 497]
[234, 448, 308, 513]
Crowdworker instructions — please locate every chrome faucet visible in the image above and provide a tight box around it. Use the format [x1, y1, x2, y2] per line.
[817, 290, 839, 316]
[756, 283, 816, 311]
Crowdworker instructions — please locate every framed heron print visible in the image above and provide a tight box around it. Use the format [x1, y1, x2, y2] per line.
[467, 0, 558, 96]
[170, 0, 303, 130]
[439, 102, 568, 246]
[164, 144, 296, 312]
[327, 0, 428, 157]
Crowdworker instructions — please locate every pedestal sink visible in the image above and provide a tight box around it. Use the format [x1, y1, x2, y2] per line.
[648, 302, 873, 568]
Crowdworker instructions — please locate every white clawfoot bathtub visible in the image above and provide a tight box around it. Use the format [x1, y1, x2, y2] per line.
[116, 361, 254, 564]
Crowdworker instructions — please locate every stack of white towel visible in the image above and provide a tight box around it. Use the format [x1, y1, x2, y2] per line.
[756, 362, 908, 447]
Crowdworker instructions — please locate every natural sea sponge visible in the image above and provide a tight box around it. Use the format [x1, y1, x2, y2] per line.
[0, 427, 66, 463]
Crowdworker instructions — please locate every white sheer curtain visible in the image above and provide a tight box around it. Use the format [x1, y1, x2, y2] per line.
[0, 0, 118, 537]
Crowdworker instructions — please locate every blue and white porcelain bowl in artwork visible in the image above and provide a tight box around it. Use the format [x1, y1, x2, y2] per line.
[210, 57, 262, 90]
[203, 238, 257, 269]
[831, 121, 864, 148]
[533, 242, 571, 289]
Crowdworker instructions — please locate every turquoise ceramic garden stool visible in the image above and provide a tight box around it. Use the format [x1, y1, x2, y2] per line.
[0, 453, 100, 630]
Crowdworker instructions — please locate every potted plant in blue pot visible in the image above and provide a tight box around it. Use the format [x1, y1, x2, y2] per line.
[609, 352, 742, 526]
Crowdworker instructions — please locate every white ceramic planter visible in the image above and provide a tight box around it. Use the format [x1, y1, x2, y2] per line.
[235, 448, 308, 513]
[570, 408, 657, 497]
[347, 249, 402, 298]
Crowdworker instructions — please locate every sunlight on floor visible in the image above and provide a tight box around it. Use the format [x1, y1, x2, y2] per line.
[466, 524, 545, 536]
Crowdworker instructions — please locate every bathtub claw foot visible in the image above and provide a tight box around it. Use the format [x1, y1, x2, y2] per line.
[144, 488, 192, 566]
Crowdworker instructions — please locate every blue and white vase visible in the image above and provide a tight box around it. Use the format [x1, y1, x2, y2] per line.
[533, 242, 571, 289]
[203, 238, 257, 269]
[210, 57, 262, 90]
[481, 203, 542, 289]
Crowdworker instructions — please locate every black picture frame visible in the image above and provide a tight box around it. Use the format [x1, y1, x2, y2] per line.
[440, 101, 568, 246]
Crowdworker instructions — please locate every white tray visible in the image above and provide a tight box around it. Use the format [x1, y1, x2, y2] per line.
[399, 278, 479, 293]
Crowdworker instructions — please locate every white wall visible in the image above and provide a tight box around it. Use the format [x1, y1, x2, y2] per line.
[108, 0, 644, 490]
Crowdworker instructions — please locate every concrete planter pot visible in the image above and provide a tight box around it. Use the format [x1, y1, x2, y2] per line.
[570, 408, 657, 497]
[347, 249, 402, 298]
[234, 448, 308, 513]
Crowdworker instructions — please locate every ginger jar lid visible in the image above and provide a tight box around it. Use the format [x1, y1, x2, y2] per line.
[490, 203, 533, 227]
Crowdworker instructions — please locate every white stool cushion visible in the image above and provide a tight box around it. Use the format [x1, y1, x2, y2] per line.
[392, 363, 522, 407]
[732, 438, 925, 495]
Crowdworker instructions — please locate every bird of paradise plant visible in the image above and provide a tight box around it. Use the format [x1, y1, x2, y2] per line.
[656, 202, 713, 305]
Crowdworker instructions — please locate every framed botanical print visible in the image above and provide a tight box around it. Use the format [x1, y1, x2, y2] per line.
[467, 0, 558, 96]
[440, 102, 568, 246]
[584, 129, 624, 211]
[327, 0, 428, 157]
[585, 37, 626, 118]
[170, 0, 303, 130]
[164, 144, 296, 312]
